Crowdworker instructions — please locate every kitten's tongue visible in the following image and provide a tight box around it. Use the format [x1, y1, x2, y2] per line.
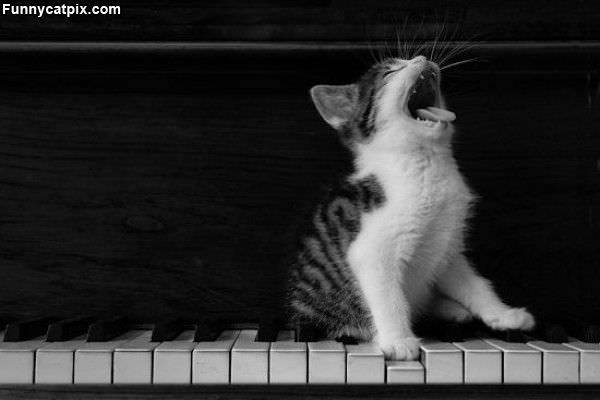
[416, 106, 456, 122]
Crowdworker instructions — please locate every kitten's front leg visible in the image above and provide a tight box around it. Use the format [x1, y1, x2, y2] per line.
[436, 254, 535, 331]
[347, 229, 420, 360]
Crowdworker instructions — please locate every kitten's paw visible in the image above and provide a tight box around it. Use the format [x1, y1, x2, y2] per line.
[483, 307, 535, 331]
[378, 337, 421, 360]
[451, 306, 474, 323]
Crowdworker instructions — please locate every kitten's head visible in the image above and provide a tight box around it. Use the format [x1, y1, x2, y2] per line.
[310, 55, 456, 150]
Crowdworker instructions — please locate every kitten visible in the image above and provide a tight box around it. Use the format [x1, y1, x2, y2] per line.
[286, 55, 535, 360]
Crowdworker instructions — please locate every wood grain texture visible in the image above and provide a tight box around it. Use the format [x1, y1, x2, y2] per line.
[0, 46, 598, 324]
[0, 1, 597, 42]
[1, 384, 600, 400]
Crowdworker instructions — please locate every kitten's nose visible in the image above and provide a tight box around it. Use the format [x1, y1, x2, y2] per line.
[411, 55, 427, 64]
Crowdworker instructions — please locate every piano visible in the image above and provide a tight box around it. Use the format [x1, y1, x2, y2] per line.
[0, 1, 599, 398]
[0, 315, 599, 398]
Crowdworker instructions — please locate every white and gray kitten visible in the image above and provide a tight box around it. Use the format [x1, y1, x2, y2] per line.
[286, 55, 535, 360]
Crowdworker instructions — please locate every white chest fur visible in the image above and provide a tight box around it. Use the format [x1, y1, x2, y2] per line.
[350, 144, 474, 308]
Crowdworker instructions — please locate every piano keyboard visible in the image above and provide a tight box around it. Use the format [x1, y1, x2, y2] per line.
[0, 317, 599, 385]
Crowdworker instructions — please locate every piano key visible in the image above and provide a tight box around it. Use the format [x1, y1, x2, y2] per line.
[0, 333, 46, 384]
[420, 340, 463, 383]
[4, 317, 56, 342]
[46, 316, 95, 342]
[194, 319, 223, 342]
[541, 323, 569, 344]
[453, 339, 501, 383]
[153, 330, 196, 384]
[346, 343, 385, 384]
[151, 318, 184, 342]
[307, 340, 346, 384]
[482, 328, 528, 344]
[563, 340, 600, 384]
[295, 323, 320, 342]
[386, 361, 425, 384]
[439, 322, 465, 343]
[336, 335, 359, 345]
[527, 340, 579, 383]
[35, 335, 87, 383]
[256, 316, 279, 342]
[192, 329, 240, 384]
[87, 316, 128, 342]
[113, 330, 160, 384]
[269, 330, 307, 384]
[74, 330, 146, 384]
[578, 324, 600, 344]
[502, 329, 527, 343]
[569, 319, 600, 343]
[484, 338, 542, 384]
[230, 329, 270, 384]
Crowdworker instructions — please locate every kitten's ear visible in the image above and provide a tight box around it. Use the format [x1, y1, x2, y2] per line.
[310, 84, 359, 129]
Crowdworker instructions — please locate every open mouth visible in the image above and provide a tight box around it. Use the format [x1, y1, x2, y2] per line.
[406, 68, 455, 126]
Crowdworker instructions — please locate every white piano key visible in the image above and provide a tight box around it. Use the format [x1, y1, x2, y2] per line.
[484, 338, 542, 384]
[527, 340, 579, 384]
[420, 341, 463, 384]
[454, 339, 501, 384]
[346, 343, 384, 384]
[35, 336, 87, 384]
[74, 330, 146, 384]
[230, 329, 270, 384]
[564, 340, 600, 384]
[153, 330, 196, 384]
[193, 330, 239, 384]
[113, 331, 160, 384]
[307, 340, 346, 384]
[269, 330, 307, 384]
[386, 361, 424, 384]
[0, 334, 45, 384]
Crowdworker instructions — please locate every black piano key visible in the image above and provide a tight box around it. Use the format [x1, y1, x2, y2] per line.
[295, 323, 320, 342]
[579, 323, 600, 343]
[503, 329, 526, 343]
[439, 322, 464, 342]
[336, 335, 359, 345]
[151, 318, 185, 342]
[541, 322, 569, 343]
[87, 316, 129, 342]
[4, 317, 58, 342]
[561, 316, 600, 343]
[46, 316, 95, 342]
[256, 316, 279, 342]
[194, 319, 223, 342]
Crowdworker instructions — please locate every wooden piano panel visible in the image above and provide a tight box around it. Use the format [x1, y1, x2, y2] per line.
[0, 0, 596, 41]
[0, 44, 597, 324]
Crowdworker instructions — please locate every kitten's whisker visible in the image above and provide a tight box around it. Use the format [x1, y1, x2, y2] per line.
[437, 33, 482, 67]
[408, 17, 425, 59]
[440, 58, 482, 70]
[396, 28, 404, 59]
[401, 16, 410, 59]
[437, 40, 477, 67]
[437, 22, 462, 65]
[430, 18, 445, 62]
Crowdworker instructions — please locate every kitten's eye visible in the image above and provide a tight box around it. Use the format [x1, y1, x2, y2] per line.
[382, 65, 406, 78]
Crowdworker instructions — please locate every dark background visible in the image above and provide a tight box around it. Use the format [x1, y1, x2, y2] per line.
[0, 1, 598, 324]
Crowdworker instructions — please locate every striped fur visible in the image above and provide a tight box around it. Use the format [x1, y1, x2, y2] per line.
[287, 59, 396, 339]
[287, 175, 385, 339]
